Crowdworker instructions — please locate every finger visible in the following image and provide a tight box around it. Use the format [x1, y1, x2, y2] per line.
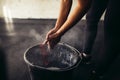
[48, 41, 56, 49]
[46, 29, 55, 39]
[46, 33, 50, 40]
[47, 42, 51, 51]
[42, 39, 48, 45]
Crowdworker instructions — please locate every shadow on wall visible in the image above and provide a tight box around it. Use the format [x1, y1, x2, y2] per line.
[0, 46, 8, 80]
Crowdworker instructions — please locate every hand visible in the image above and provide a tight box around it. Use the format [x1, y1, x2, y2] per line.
[44, 28, 61, 49]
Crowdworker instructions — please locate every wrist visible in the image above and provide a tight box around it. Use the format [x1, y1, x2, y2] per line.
[54, 25, 60, 31]
[56, 30, 64, 37]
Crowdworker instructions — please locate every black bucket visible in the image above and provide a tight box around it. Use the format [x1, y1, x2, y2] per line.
[24, 43, 82, 80]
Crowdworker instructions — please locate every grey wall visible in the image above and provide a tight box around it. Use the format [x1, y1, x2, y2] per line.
[0, 0, 104, 19]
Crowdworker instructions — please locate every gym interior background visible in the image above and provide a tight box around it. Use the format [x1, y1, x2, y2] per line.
[0, 0, 119, 80]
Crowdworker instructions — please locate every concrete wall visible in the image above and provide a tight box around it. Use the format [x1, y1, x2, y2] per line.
[0, 0, 104, 19]
[0, 0, 4, 18]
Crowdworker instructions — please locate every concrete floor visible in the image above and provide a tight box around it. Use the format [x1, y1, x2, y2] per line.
[0, 19, 120, 80]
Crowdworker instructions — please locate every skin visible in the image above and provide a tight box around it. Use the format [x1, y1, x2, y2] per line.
[44, 0, 92, 48]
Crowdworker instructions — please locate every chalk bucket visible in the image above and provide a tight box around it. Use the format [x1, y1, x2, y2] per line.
[24, 43, 82, 80]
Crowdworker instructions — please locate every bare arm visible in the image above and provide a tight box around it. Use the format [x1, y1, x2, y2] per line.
[54, 0, 72, 30]
[56, 0, 92, 36]
[44, 0, 72, 45]
[44, 0, 92, 48]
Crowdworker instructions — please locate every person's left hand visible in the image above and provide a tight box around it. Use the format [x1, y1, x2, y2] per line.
[43, 28, 61, 49]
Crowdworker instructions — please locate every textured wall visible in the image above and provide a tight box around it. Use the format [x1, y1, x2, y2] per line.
[0, 0, 104, 19]
[0, 0, 60, 18]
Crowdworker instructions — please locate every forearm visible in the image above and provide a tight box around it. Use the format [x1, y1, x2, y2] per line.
[55, 0, 72, 30]
[57, 0, 92, 36]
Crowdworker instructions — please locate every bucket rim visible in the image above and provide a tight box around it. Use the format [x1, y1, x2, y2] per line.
[24, 43, 82, 72]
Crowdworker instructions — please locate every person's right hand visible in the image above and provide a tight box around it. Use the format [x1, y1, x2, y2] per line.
[44, 28, 61, 49]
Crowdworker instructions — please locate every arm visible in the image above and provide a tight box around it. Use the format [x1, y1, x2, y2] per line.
[54, 0, 72, 30]
[56, 0, 92, 36]
[44, 0, 72, 44]
[44, 0, 92, 48]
